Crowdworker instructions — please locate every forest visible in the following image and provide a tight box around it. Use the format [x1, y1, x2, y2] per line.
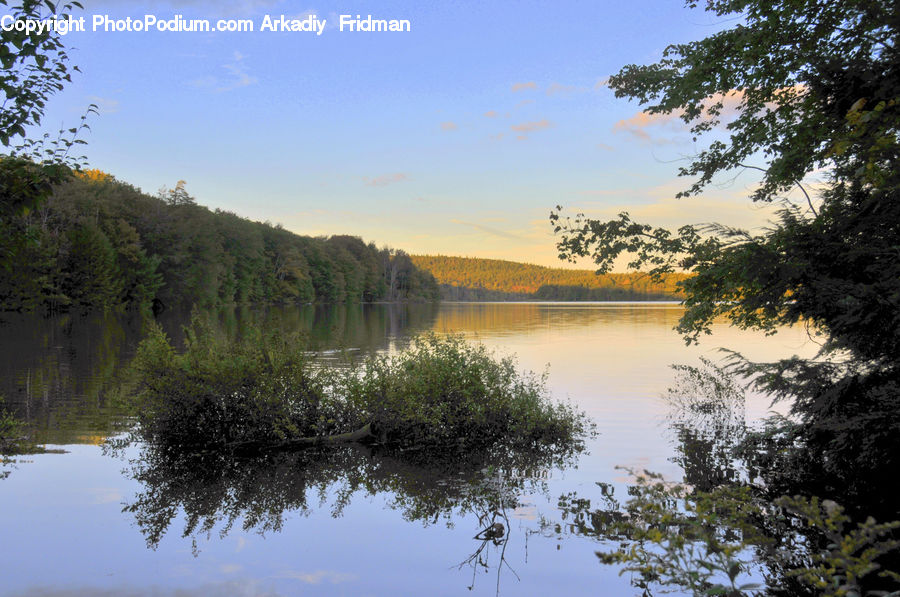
[411, 254, 687, 300]
[0, 169, 440, 312]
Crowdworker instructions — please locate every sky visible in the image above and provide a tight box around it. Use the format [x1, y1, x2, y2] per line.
[14, 0, 794, 268]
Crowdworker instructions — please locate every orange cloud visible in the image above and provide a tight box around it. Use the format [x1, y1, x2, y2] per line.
[511, 81, 537, 92]
[440, 121, 458, 131]
[511, 119, 553, 133]
[365, 173, 408, 187]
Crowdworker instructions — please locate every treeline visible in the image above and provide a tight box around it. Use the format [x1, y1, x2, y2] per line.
[0, 167, 439, 312]
[411, 255, 686, 300]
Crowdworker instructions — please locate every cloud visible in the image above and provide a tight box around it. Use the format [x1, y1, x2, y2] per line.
[440, 121, 457, 131]
[365, 173, 408, 187]
[612, 111, 681, 142]
[138, 0, 281, 15]
[612, 90, 749, 143]
[594, 77, 609, 89]
[515, 99, 535, 109]
[218, 50, 257, 91]
[191, 50, 257, 92]
[450, 219, 525, 240]
[483, 110, 499, 118]
[87, 95, 120, 114]
[546, 82, 585, 96]
[596, 142, 614, 151]
[510, 119, 553, 134]
[570, 179, 781, 231]
[511, 81, 537, 92]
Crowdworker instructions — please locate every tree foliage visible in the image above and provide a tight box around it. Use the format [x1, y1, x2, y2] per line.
[552, 0, 900, 514]
[0, 0, 83, 147]
[412, 254, 686, 300]
[0, 173, 440, 311]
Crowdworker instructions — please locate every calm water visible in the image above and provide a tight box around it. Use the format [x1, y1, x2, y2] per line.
[0, 303, 816, 596]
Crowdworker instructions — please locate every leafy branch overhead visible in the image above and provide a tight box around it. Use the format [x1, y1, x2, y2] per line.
[607, 0, 898, 201]
[0, 1, 84, 147]
[554, 0, 900, 517]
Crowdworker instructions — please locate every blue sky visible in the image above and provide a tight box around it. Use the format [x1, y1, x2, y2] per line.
[24, 0, 780, 267]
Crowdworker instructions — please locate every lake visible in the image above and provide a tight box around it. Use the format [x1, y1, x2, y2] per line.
[0, 303, 817, 596]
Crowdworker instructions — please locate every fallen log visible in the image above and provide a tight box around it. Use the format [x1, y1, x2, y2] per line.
[229, 422, 378, 455]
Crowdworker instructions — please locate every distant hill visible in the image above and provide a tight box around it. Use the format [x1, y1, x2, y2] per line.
[0, 165, 439, 312]
[410, 255, 687, 301]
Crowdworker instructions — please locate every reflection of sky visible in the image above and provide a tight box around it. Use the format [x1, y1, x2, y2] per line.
[0, 304, 817, 596]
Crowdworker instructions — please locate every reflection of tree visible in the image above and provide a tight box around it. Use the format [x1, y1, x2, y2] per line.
[120, 441, 580, 562]
[664, 358, 747, 492]
[457, 503, 519, 596]
[0, 303, 440, 445]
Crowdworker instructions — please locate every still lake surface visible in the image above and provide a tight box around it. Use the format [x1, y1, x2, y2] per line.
[0, 302, 817, 596]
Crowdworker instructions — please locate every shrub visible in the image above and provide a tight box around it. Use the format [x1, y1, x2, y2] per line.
[130, 322, 587, 453]
[132, 319, 360, 449]
[339, 333, 586, 450]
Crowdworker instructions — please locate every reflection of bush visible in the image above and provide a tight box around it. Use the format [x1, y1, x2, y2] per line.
[547, 357, 900, 597]
[121, 441, 580, 551]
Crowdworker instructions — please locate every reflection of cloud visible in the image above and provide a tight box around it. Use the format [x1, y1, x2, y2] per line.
[14, 579, 286, 597]
[365, 173, 408, 187]
[510, 119, 553, 134]
[440, 121, 457, 131]
[511, 81, 537, 92]
[87, 487, 122, 504]
[277, 570, 356, 584]
[450, 219, 525, 240]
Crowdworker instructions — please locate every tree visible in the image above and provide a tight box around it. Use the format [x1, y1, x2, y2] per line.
[1, 0, 83, 142]
[552, 0, 900, 514]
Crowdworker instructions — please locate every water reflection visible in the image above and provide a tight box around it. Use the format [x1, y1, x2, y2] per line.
[118, 440, 579, 594]
[0, 303, 440, 444]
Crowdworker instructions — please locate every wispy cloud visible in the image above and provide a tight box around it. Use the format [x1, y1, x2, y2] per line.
[440, 121, 458, 131]
[365, 173, 408, 187]
[510, 119, 553, 134]
[218, 50, 257, 91]
[483, 110, 499, 118]
[546, 82, 585, 96]
[450, 219, 525, 240]
[511, 81, 537, 92]
[87, 95, 120, 114]
[596, 142, 614, 151]
[191, 50, 257, 92]
[612, 90, 751, 143]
